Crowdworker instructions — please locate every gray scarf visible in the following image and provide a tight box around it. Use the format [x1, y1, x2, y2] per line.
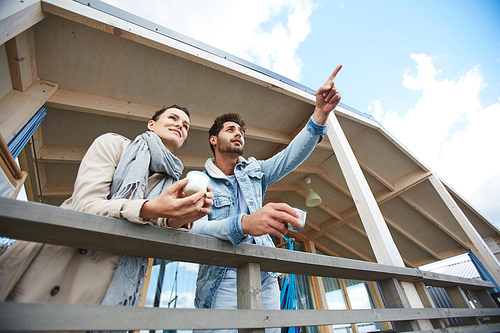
[100, 131, 183, 308]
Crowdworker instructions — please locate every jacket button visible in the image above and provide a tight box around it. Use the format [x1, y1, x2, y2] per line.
[79, 249, 88, 255]
[211, 284, 215, 289]
[50, 286, 60, 297]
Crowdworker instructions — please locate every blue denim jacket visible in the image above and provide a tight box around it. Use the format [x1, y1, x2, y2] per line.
[190, 115, 327, 309]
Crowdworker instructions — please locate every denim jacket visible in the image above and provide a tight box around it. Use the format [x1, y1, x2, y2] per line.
[190, 115, 327, 309]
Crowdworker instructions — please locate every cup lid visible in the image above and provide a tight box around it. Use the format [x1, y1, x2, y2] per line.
[186, 170, 210, 181]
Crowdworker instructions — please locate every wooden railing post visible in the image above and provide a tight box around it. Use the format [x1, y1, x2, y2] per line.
[414, 281, 446, 329]
[237, 262, 265, 333]
[378, 278, 418, 332]
[445, 286, 481, 326]
[472, 289, 500, 324]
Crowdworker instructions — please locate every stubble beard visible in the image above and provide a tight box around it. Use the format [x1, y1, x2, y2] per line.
[218, 138, 244, 156]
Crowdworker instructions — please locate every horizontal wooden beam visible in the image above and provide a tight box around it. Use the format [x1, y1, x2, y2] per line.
[0, 80, 58, 143]
[36, 144, 88, 162]
[1, 302, 499, 332]
[42, 182, 73, 197]
[0, 0, 47, 45]
[46, 89, 335, 149]
[0, 197, 493, 290]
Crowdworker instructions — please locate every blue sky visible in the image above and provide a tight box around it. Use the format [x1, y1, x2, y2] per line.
[102, 0, 500, 226]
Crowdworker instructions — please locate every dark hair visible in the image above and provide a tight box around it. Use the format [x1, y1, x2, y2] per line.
[151, 104, 190, 121]
[208, 113, 246, 155]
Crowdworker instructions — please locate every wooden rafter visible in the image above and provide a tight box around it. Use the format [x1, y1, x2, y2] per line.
[0, 79, 58, 143]
[0, 0, 47, 46]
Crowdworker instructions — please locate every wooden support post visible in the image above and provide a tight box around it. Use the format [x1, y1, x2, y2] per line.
[237, 262, 265, 333]
[445, 286, 481, 326]
[5, 27, 37, 92]
[471, 289, 500, 324]
[326, 112, 433, 330]
[429, 175, 500, 286]
[378, 278, 417, 332]
[414, 281, 446, 329]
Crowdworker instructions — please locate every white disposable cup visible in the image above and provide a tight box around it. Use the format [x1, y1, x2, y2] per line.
[288, 207, 307, 232]
[183, 171, 210, 196]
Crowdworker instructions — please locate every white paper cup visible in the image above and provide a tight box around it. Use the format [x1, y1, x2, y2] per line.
[288, 207, 307, 232]
[183, 171, 210, 196]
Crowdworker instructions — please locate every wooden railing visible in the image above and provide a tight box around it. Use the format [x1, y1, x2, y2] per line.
[0, 197, 499, 332]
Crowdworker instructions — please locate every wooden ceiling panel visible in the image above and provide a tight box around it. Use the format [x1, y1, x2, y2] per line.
[452, 193, 500, 239]
[327, 225, 376, 261]
[41, 108, 146, 147]
[380, 196, 462, 253]
[298, 174, 354, 213]
[338, 115, 423, 184]
[34, 15, 312, 134]
[278, 191, 333, 223]
[43, 161, 78, 183]
[403, 180, 470, 242]
[388, 229, 430, 264]
[319, 155, 349, 190]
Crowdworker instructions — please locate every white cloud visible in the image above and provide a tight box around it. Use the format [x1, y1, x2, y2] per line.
[160, 290, 196, 309]
[372, 54, 500, 225]
[102, 0, 313, 81]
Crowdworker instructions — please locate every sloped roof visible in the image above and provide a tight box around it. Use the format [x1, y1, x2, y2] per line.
[1, 0, 499, 268]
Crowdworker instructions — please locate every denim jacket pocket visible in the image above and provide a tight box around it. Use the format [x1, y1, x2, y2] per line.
[210, 195, 232, 220]
[247, 168, 265, 203]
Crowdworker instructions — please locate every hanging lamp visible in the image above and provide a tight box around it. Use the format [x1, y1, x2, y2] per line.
[304, 176, 322, 207]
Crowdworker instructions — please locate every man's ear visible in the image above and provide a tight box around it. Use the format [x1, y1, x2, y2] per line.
[209, 135, 217, 147]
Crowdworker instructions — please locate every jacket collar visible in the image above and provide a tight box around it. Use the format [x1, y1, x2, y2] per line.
[205, 157, 247, 179]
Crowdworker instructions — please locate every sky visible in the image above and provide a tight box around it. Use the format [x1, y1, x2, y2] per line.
[99, 0, 500, 227]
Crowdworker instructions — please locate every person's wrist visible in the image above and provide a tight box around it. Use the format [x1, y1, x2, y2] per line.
[140, 200, 156, 221]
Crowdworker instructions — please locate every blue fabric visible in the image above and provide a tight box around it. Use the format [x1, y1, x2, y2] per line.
[191, 115, 327, 309]
[7, 108, 46, 158]
[468, 250, 500, 293]
[280, 237, 300, 333]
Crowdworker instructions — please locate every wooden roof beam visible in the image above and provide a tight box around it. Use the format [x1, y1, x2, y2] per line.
[42, 182, 73, 197]
[0, 79, 58, 143]
[0, 0, 47, 46]
[46, 89, 303, 146]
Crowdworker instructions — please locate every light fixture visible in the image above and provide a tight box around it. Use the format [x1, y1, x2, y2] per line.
[304, 176, 322, 207]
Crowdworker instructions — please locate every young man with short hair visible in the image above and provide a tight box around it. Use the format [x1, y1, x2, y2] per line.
[191, 65, 342, 333]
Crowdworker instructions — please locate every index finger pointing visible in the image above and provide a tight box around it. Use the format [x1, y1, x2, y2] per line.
[327, 64, 343, 82]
